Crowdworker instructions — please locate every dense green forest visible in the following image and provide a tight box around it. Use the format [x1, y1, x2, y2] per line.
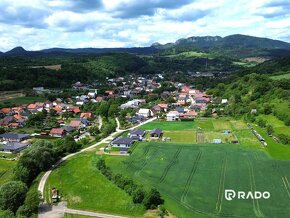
[0, 52, 244, 91]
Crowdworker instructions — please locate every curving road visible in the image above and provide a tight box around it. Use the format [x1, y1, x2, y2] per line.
[38, 117, 156, 218]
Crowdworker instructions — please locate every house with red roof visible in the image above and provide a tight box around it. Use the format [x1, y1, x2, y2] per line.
[80, 112, 93, 119]
[50, 128, 66, 137]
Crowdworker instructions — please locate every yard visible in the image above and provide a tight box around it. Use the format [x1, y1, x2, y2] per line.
[139, 121, 195, 131]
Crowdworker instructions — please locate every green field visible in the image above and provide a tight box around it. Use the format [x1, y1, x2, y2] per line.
[106, 142, 290, 218]
[0, 159, 17, 186]
[163, 51, 210, 58]
[270, 72, 290, 80]
[256, 114, 290, 137]
[45, 152, 145, 217]
[140, 121, 195, 131]
[0, 96, 46, 105]
[45, 118, 290, 218]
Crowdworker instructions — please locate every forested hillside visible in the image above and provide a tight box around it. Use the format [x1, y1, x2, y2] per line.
[208, 73, 290, 143]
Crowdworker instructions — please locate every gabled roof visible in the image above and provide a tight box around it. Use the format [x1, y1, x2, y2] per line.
[158, 104, 168, 108]
[62, 125, 75, 132]
[0, 142, 28, 151]
[150, 128, 163, 135]
[69, 120, 82, 127]
[50, 128, 65, 135]
[80, 112, 92, 118]
[1, 108, 12, 114]
[0, 133, 29, 140]
[112, 137, 134, 145]
[130, 129, 145, 136]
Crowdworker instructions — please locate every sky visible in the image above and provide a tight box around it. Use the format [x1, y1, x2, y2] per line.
[0, 0, 289, 51]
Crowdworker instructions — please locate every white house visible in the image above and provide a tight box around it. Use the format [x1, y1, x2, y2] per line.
[166, 111, 179, 121]
[137, 108, 152, 118]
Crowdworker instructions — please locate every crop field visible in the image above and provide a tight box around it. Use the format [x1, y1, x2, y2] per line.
[107, 142, 290, 218]
[0, 159, 17, 186]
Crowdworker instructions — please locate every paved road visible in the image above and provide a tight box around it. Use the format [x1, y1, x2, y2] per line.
[38, 117, 156, 218]
[39, 201, 128, 218]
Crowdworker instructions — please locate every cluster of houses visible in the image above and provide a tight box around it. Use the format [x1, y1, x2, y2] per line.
[108, 76, 161, 98]
[121, 85, 211, 123]
[0, 100, 92, 135]
[110, 128, 163, 151]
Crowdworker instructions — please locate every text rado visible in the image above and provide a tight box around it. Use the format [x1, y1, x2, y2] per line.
[225, 189, 270, 201]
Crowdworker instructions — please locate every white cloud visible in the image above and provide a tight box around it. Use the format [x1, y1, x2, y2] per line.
[0, 0, 289, 51]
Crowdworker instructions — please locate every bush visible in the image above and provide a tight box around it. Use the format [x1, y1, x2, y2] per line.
[0, 181, 28, 213]
[143, 188, 164, 209]
[278, 134, 290, 145]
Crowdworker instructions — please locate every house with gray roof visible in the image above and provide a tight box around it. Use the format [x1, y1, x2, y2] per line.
[0, 142, 29, 153]
[111, 137, 134, 148]
[129, 129, 145, 141]
[150, 128, 163, 138]
[0, 133, 30, 142]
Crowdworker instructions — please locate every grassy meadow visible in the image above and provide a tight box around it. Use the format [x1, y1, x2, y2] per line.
[45, 151, 145, 217]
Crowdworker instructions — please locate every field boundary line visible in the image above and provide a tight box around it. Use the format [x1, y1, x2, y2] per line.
[180, 151, 202, 204]
[282, 177, 290, 198]
[216, 156, 227, 214]
[159, 147, 182, 183]
[248, 160, 264, 218]
[285, 176, 290, 188]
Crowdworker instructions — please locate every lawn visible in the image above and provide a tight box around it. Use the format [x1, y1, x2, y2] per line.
[211, 119, 232, 130]
[45, 152, 145, 217]
[202, 131, 236, 143]
[0, 96, 46, 105]
[106, 142, 290, 218]
[163, 130, 197, 143]
[0, 159, 17, 186]
[196, 119, 214, 130]
[140, 121, 195, 131]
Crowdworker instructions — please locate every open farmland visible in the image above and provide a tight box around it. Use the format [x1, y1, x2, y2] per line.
[107, 142, 290, 218]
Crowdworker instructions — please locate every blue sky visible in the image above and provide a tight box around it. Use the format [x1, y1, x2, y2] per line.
[0, 0, 289, 51]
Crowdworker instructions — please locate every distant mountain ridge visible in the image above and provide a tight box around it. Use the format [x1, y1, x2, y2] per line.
[1, 34, 290, 57]
[152, 34, 290, 50]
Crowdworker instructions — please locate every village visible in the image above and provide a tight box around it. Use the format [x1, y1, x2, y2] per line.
[0, 74, 216, 156]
